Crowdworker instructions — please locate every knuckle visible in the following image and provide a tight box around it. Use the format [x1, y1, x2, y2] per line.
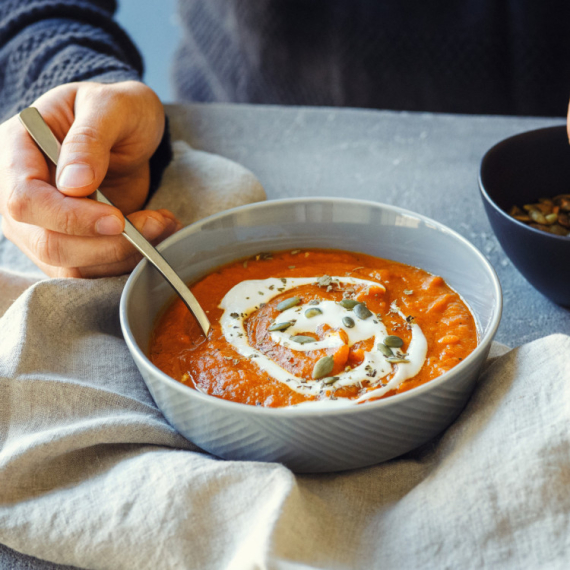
[83, 83, 125, 113]
[32, 229, 62, 266]
[5, 181, 30, 222]
[114, 251, 141, 276]
[65, 124, 102, 150]
[109, 238, 131, 265]
[56, 205, 81, 236]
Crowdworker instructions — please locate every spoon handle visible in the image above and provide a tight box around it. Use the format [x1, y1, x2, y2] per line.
[18, 106, 211, 336]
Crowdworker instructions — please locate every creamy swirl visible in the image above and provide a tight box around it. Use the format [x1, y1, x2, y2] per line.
[219, 277, 427, 408]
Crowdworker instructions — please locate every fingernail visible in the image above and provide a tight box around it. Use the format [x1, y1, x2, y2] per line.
[58, 163, 94, 189]
[142, 216, 165, 239]
[96, 215, 123, 235]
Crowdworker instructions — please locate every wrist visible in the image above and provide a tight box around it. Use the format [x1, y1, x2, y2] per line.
[146, 114, 173, 204]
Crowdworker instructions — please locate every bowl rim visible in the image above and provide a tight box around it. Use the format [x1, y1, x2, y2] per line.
[120, 196, 503, 417]
[478, 124, 570, 242]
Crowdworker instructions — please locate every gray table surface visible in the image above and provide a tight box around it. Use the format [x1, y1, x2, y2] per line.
[166, 103, 570, 347]
[3, 103, 569, 568]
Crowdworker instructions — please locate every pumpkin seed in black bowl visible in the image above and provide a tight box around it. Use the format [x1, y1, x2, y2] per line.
[480, 125, 570, 306]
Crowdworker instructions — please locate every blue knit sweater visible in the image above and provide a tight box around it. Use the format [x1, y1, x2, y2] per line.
[174, 0, 570, 117]
[0, 0, 171, 194]
[1, 0, 570, 190]
[4, 0, 570, 117]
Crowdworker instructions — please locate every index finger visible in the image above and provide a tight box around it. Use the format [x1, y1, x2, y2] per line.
[0, 116, 125, 236]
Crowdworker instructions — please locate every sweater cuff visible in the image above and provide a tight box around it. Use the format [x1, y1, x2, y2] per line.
[147, 114, 173, 203]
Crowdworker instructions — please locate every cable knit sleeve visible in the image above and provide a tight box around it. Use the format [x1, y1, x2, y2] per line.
[0, 0, 172, 197]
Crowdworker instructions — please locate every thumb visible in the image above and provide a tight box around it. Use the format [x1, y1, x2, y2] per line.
[56, 103, 120, 197]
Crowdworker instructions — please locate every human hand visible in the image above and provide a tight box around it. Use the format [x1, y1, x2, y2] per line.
[0, 80, 180, 277]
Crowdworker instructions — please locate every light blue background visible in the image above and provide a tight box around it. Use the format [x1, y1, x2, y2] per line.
[116, 0, 181, 102]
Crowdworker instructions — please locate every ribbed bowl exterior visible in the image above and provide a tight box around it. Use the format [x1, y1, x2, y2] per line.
[121, 199, 502, 473]
[136, 346, 489, 472]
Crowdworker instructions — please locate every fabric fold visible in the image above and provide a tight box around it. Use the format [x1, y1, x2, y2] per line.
[1, 141, 569, 569]
[2, 275, 570, 570]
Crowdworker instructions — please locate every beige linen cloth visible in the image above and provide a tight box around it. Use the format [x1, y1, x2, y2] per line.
[1, 142, 570, 569]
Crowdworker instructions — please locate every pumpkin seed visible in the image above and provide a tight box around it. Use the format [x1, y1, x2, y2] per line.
[377, 343, 394, 357]
[290, 335, 316, 344]
[268, 321, 294, 332]
[342, 316, 355, 328]
[558, 213, 570, 227]
[529, 209, 548, 224]
[277, 296, 301, 311]
[312, 356, 334, 379]
[305, 307, 322, 318]
[549, 224, 569, 236]
[317, 275, 332, 287]
[323, 376, 339, 385]
[529, 223, 550, 232]
[514, 215, 531, 222]
[509, 194, 570, 236]
[545, 213, 558, 225]
[560, 198, 570, 211]
[353, 303, 372, 320]
[386, 356, 410, 364]
[384, 335, 404, 348]
[535, 202, 552, 214]
[339, 299, 361, 310]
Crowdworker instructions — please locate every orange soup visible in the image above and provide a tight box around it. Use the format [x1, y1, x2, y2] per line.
[150, 249, 478, 409]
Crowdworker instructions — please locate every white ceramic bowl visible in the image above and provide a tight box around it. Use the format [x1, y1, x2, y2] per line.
[120, 198, 502, 473]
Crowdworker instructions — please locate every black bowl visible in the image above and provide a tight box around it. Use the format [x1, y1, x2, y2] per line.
[479, 125, 570, 307]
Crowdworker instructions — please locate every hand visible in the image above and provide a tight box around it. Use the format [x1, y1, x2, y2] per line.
[0, 80, 181, 277]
